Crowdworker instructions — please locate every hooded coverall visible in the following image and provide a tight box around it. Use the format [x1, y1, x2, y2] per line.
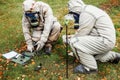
[67, 0, 120, 70]
[22, 0, 62, 51]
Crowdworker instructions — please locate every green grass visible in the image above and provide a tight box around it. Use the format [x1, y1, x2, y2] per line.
[0, 0, 120, 80]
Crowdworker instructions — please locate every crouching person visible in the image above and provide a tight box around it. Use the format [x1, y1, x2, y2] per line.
[64, 0, 120, 74]
[22, 0, 62, 55]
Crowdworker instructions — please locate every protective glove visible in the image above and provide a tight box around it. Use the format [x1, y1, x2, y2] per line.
[62, 35, 74, 44]
[36, 43, 41, 51]
[27, 44, 34, 52]
[35, 41, 44, 51]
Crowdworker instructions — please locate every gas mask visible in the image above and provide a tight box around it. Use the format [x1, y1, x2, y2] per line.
[65, 12, 80, 29]
[25, 11, 40, 28]
[69, 12, 80, 29]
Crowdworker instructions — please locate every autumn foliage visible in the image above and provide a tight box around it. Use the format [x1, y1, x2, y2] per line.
[100, 0, 120, 11]
[110, 0, 120, 6]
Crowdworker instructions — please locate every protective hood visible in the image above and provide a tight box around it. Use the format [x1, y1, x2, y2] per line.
[23, 0, 39, 12]
[68, 0, 86, 14]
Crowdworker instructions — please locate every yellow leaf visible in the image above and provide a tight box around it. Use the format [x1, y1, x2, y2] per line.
[14, 63, 17, 67]
[31, 61, 35, 65]
[101, 77, 107, 80]
[75, 76, 81, 80]
[39, 78, 44, 80]
[58, 76, 63, 80]
[0, 71, 3, 76]
[21, 75, 26, 78]
[0, 53, 2, 57]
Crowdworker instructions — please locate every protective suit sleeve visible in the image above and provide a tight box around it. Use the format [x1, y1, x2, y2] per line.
[74, 12, 96, 37]
[22, 14, 32, 45]
[37, 4, 54, 49]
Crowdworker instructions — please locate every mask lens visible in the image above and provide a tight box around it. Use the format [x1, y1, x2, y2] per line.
[25, 12, 37, 19]
[25, 12, 39, 28]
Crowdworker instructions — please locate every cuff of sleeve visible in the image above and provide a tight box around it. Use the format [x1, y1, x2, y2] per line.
[37, 41, 45, 49]
[26, 39, 32, 45]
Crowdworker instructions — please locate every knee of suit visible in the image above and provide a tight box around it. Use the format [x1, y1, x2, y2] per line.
[52, 21, 62, 31]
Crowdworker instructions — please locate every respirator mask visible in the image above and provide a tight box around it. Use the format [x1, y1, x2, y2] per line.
[69, 12, 80, 29]
[25, 11, 40, 28]
[65, 12, 80, 29]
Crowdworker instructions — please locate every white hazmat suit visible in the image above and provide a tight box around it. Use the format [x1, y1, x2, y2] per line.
[64, 0, 120, 73]
[22, 0, 62, 53]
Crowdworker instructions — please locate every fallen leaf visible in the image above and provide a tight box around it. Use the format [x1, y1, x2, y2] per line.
[55, 63, 60, 67]
[14, 63, 17, 67]
[24, 65, 28, 68]
[58, 76, 63, 80]
[22, 78, 24, 80]
[31, 61, 35, 65]
[6, 59, 11, 64]
[0, 53, 2, 57]
[39, 78, 44, 80]
[0, 71, 3, 76]
[43, 70, 47, 73]
[0, 58, 3, 62]
[118, 75, 120, 79]
[17, 77, 20, 79]
[21, 75, 26, 78]
[101, 77, 107, 80]
[75, 76, 81, 80]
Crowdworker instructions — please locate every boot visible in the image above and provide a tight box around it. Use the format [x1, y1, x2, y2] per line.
[109, 53, 120, 64]
[45, 44, 52, 55]
[73, 64, 98, 74]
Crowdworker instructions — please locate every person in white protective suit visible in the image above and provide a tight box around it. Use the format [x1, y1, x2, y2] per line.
[63, 0, 120, 74]
[22, 0, 62, 55]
